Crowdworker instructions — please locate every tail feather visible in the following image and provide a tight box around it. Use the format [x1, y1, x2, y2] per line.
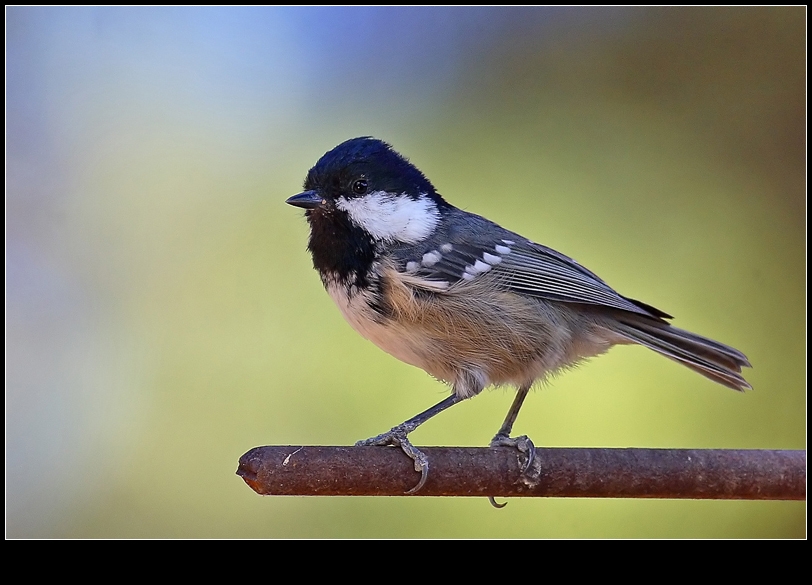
[612, 318, 752, 391]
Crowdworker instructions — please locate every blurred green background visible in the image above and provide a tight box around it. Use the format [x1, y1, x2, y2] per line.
[6, 7, 804, 538]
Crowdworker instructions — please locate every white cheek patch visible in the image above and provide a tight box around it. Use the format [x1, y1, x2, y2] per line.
[336, 191, 439, 243]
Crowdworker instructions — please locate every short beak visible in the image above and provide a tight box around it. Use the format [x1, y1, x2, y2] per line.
[286, 190, 324, 209]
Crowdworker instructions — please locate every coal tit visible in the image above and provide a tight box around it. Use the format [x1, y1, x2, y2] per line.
[286, 137, 751, 493]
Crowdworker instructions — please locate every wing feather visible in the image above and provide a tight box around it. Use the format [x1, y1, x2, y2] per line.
[395, 214, 669, 320]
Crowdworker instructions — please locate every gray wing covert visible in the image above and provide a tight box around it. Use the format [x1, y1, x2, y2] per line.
[395, 211, 670, 320]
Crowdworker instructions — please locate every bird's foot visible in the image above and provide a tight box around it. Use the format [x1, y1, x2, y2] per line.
[490, 433, 536, 473]
[487, 433, 536, 508]
[356, 426, 429, 494]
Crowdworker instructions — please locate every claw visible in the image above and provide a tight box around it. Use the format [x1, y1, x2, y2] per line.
[356, 427, 429, 494]
[487, 434, 537, 508]
[400, 439, 429, 494]
[490, 433, 536, 474]
[488, 496, 508, 509]
[518, 436, 535, 473]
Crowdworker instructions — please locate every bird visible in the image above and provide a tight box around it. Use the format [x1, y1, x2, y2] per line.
[285, 136, 751, 496]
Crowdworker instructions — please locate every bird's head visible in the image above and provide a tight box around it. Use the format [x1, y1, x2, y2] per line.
[287, 137, 448, 245]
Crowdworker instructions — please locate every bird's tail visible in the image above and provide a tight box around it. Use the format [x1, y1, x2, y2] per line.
[611, 317, 752, 391]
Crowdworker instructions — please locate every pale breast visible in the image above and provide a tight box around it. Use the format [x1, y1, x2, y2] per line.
[325, 279, 437, 376]
[325, 267, 617, 397]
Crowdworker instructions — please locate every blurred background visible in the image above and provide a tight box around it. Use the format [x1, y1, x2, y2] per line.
[6, 7, 804, 538]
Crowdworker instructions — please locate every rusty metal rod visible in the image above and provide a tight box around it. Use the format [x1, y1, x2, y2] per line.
[237, 446, 805, 500]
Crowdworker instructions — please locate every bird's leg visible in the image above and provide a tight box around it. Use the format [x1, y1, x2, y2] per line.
[356, 393, 463, 494]
[490, 383, 535, 473]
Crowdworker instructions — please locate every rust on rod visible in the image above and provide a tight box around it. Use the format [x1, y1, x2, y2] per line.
[237, 446, 805, 500]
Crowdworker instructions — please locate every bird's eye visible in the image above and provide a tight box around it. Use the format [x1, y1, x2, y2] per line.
[351, 179, 368, 195]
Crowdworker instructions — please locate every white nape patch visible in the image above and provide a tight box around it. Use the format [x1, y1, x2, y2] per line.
[422, 251, 442, 267]
[405, 261, 420, 273]
[440, 243, 453, 253]
[482, 252, 502, 265]
[494, 244, 512, 255]
[336, 191, 439, 243]
[502, 239, 516, 245]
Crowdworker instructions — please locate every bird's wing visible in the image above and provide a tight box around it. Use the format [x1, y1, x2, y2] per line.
[396, 219, 670, 320]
